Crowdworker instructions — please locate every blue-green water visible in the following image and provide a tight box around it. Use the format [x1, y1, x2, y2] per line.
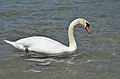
[0, 0, 120, 79]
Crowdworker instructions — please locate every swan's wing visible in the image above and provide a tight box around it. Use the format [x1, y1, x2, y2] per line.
[15, 36, 62, 46]
[15, 36, 68, 53]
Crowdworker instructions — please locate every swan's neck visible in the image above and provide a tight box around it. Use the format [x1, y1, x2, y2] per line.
[68, 19, 80, 51]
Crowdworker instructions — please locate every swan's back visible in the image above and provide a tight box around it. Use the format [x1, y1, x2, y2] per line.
[16, 36, 69, 54]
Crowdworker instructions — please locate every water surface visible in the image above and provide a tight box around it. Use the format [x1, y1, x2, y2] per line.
[0, 0, 120, 79]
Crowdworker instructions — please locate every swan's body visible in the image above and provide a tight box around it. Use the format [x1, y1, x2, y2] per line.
[4, 18, 90, 54]
[5, 36, 70, 54]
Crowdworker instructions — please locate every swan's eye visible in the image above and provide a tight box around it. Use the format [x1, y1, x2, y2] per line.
[86, 22, 90, 27]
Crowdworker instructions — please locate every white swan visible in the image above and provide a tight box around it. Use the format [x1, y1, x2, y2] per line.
[4, 18, 90, 54]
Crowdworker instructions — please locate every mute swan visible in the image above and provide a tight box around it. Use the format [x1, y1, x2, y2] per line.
[4, 18, 90, 54]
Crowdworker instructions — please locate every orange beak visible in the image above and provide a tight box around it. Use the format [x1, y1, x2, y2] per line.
[85, 26, 90, 34]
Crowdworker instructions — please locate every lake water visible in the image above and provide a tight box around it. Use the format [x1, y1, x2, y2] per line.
[0, 0, 120, 79]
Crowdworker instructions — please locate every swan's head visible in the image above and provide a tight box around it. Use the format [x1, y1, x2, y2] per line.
[69, 18, 90, 34]
[79, 18, 90, 34]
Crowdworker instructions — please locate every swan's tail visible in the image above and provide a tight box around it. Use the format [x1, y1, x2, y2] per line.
[4, 40, 16, 47]
[4, 40, 25, 51]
